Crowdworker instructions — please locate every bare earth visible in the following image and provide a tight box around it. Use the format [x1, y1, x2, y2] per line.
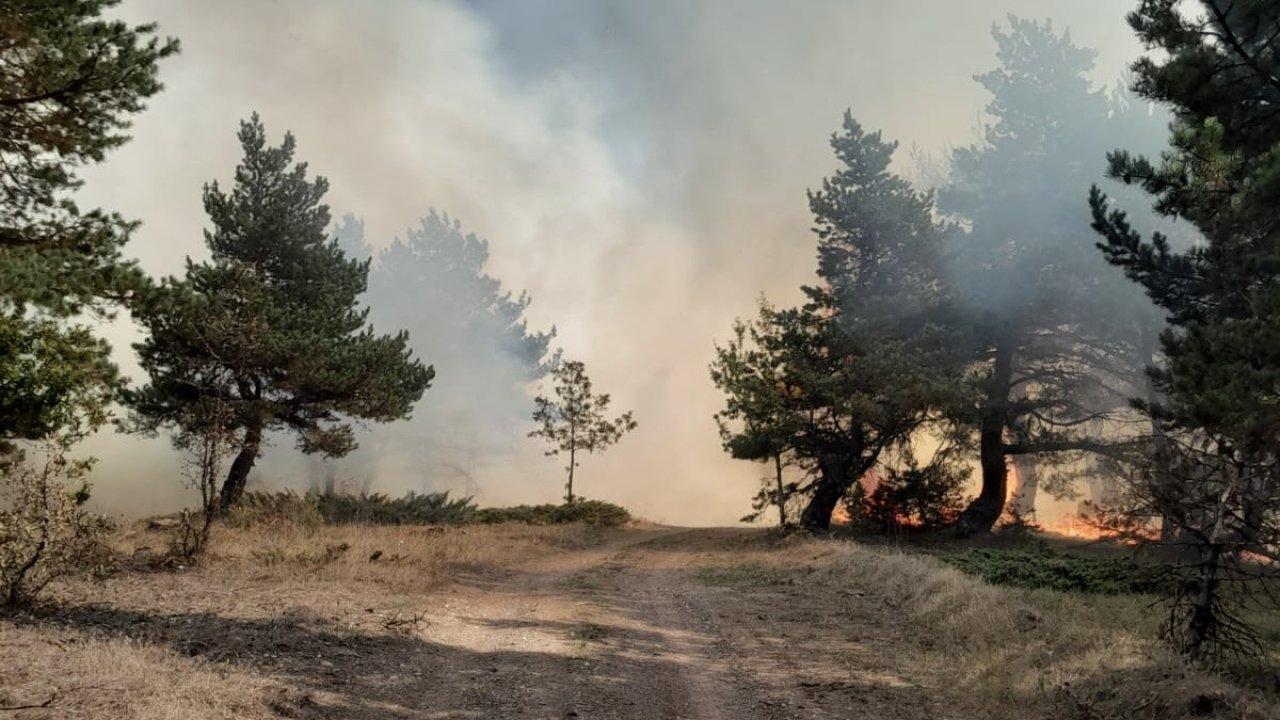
[1, 526, 962, 719]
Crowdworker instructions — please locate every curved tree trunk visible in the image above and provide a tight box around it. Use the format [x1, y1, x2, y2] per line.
[219, 419, 263, 513]
[800, 454, 848, 532]
[957, 337, 1015, 535]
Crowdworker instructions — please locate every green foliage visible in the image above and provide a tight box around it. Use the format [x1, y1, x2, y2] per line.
[473, 499, 630, 527]
[232, 490, 476, 527]
[1089, 0, 1280, 662]
[229, 490, 630, 528]
[0, 0, 175, 445]
[127, 116, 433, 510]
[0, 313, 116, 449]
[712, 114, 967, 532]
[940, 16, 1171, 534]
[941, 545, 1158, 596]
[0, 441, 114, 607]
[0, 0, 177, 312]
[530, 359, 636, 503]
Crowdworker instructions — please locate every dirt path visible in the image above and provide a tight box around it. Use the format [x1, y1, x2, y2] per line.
[2, 527, 956, 719]
[298, 527, 958, 720]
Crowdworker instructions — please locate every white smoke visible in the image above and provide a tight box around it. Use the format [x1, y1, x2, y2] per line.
[74, 0, 1141, 524]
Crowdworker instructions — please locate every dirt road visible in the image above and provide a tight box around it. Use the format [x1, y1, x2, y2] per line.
[264, 527, 958, 719]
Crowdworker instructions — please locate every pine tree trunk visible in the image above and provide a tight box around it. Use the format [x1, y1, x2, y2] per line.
[219, 419, 263, 513]
[957, 336, 1015, 535]
[1185, 543, 1222, 661]
[774, 453, 787, 529]
[801, 454, 848, 532]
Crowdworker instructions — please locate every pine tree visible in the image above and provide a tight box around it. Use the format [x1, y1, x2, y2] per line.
[713, 115, 967, 532]
[940, 17, 1170, 534]
[128, 116, 433, 511]
[315, 210, 556, 492]
[1090, 0, 1280, 661]
[529, 359, 635, 504]
[0, 0, 176, 444]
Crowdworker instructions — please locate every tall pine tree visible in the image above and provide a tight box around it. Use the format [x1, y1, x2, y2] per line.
[129, 116, 432, 511]
[940, 17, 1169, 534]
[1090, 0, 1280, 660]
[714, 114, 967, 532]
[0, 1, 176, 444]
[311, 210, 556, 495]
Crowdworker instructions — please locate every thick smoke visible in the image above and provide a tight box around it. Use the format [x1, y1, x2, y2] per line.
[76, 0, 1143, 524]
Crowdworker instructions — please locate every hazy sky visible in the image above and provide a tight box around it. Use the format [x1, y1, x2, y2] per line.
[80, 1, 1146, 524]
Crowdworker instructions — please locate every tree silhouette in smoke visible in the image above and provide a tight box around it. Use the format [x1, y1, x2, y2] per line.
[319, 210, 558, 497]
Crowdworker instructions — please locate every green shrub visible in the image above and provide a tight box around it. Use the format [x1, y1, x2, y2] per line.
[940, 544, 1161, 595]
[231, 490, 476, 527]
[314, 491, 477, 525]
[230, 491, 630, 528]
[474, 499, 630, 527]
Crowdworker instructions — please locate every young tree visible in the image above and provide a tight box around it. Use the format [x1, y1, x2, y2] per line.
[529, 359, 635, 504]
[940, 17, 1170, 534]
[128, 116, 433, 512]
[0, 1, 176, 444]
[1090, 0, 1280, 661]
[711, 299, 801, 529]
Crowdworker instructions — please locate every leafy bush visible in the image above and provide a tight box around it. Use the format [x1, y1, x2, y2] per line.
[0, 445, 113, 607]
[474, 499, 631, 527]
[941, 544, 1161, 595]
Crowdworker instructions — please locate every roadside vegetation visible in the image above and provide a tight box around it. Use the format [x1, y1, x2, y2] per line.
[225, 490, 631, 529]
[697, 531, 1280, 720]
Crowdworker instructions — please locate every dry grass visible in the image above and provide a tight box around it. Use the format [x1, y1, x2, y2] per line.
[692, 532, 1279, 720]
[3, 523, 1277, 719]
[0, 521, 622, 719]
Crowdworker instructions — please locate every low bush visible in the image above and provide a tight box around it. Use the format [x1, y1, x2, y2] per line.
[230, 490, 475, 526]
[0, 445, 113, 607]
[315, 491, 477, 525]
[473, 499, 630, 527]
[940, 544, 1161, 595]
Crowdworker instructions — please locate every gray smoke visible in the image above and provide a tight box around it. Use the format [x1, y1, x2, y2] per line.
[75, 0, 1142, 524]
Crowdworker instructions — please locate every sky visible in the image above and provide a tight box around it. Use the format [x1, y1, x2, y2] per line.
[79, 0, 1147, 525]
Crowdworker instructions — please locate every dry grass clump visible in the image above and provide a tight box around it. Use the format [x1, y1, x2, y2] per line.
[1, 625, 272, 719]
